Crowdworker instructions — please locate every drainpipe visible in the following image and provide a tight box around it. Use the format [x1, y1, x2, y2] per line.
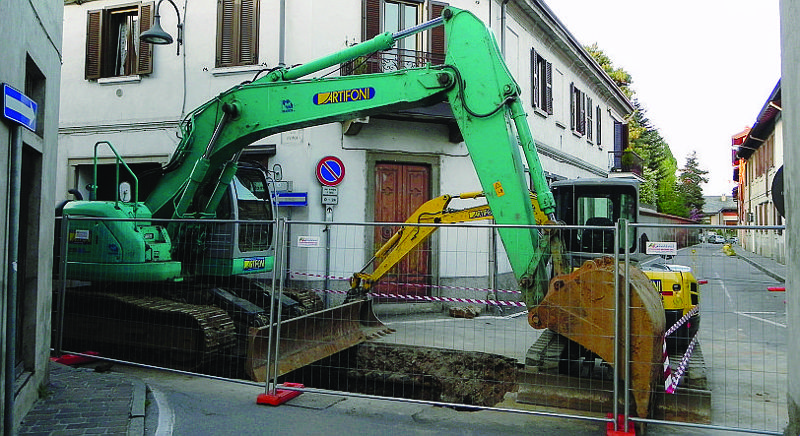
[4, 125, 22, 435]
[279, 0, 286, 67]
[500, 0, 510, 56]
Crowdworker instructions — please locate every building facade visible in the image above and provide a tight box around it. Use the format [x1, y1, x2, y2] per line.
[732, 80, 784, 263]
[0, 1, 63, 433]
[59, 0, 632, 293]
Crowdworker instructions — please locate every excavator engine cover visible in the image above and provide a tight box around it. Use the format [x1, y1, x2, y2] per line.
[528, 256, 665, 418]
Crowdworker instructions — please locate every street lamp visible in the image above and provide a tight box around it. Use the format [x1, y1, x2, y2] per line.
[139, 0, 183, 55]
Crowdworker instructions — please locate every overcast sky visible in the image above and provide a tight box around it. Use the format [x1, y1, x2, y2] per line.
[543, 0, 781, 197]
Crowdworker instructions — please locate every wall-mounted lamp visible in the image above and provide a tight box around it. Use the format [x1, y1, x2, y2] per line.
[139, 0, 183, 55]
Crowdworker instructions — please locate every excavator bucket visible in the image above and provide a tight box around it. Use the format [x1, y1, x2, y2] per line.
[528, 257, 666, 418]
[246, 299, 392, 382]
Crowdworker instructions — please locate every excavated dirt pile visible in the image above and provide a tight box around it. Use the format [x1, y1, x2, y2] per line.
[292, 342, 519, 407]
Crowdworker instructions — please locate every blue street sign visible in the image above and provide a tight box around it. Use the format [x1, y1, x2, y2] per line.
[316, 156, 345, 187]
[3, 83, 38, 132]
[272, 192, 308, 207]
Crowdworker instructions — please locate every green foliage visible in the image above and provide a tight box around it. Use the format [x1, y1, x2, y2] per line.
[639, 167, 658, 206]
[585, 43, 633, 99]
[584, 44, 709, 218]
[679, 151, 708, 213]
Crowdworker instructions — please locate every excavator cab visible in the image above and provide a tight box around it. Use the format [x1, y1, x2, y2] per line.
[551, 178, 639, 264]
[187, 162, 277, 277]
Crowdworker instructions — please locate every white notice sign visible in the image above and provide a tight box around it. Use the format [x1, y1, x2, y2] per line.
[297, 236, 321, 247]
[645, 241, 677, 256]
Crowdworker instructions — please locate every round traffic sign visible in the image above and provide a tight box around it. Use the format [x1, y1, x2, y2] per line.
[316, 156, 345, 186]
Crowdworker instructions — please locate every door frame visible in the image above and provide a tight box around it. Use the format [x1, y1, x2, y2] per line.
[365, 152, 441, 296]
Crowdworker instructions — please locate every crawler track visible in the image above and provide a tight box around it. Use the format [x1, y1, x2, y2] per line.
[62, 288, 237, 370]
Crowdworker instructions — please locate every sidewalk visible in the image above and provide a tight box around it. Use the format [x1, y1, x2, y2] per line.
[733, 245, 787, 283]
[17, 361, 146, 436]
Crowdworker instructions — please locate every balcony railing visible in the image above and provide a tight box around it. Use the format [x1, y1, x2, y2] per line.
[340, 48, 445, 76]
[608, 149, 643, 177]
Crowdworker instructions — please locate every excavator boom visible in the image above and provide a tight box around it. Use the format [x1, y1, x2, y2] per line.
[60, 7, 665, 416]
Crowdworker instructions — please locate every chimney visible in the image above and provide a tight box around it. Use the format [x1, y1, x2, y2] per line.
[720, 193, 727, 202]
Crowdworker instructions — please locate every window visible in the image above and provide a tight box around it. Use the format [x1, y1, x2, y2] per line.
[570, 83, 586, 135]
[530, 48, 552, 114]
[217, 0, 259, 68]
[383, 0, 420, 70]
[596, 106, 602, 146]
[85, 3, 154, 79]
[586, 95, 593, 141]
[360, 0, 444, 73]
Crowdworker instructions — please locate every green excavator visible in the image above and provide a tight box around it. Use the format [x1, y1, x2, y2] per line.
[57, 7, 664, 417]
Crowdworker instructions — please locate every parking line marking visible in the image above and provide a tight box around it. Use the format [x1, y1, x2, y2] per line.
[735, 311, 786, 329]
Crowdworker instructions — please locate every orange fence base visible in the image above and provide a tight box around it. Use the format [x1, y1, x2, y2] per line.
[606, 414, 636, 436]
[256, 382, 304, 406]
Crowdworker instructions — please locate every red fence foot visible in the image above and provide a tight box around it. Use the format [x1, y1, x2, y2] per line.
[606, 414, 635, 436]
[256, 382, 304, 406]
[51, 351, 100, 365]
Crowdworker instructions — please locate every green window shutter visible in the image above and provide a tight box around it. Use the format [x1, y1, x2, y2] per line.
[85, 9, 103, 80]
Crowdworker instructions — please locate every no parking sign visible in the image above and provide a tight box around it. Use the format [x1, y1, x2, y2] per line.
[316, 156, 345, 187]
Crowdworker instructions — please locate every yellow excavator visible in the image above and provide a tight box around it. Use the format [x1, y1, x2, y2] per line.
[348, 186, 677, 418]
[58, 7, 665, 417]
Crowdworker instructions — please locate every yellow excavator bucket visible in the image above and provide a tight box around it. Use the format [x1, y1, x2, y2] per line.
[528, 256, 666, 418]
[246, 300, 392, 382]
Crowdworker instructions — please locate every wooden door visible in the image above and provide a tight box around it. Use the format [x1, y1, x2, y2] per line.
[374, 163, 431, 298]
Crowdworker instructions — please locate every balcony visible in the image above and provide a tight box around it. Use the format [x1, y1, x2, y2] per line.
[340, 49, 457, 140]
[340, 48, 445, 75]
[608, 149, 643, 177]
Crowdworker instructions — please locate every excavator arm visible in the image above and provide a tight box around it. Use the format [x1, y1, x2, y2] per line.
[61, 8, 665, 415]
[140, 7, 559, 306]
[348, 191, 554, 300]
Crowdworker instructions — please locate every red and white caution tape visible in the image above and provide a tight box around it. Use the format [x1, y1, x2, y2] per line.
[665, 305, 699, 337]
[664, 332, 699, 394]
[290, 271, 522, 295]
[365, 293, 526, 307]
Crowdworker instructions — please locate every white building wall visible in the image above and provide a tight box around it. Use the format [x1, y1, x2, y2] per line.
[0, 1, 62, 431]
[59, 0, 632, 295]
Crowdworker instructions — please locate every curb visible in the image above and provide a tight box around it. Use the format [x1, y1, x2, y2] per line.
[129, 378, 147, 436]
[736, 254, 786, 283]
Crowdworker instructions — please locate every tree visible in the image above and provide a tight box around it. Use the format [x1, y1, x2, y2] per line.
[679, 151, 708, 215]
[585, 43, 633, 99]
[585, 44, 701, 218]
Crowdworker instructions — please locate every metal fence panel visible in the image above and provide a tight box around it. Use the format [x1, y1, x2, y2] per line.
[52, 217, 788, 434]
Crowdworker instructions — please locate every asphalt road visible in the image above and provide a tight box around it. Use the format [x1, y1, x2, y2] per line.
[111, 243, 789, 435]
[663, 243, 788, 433]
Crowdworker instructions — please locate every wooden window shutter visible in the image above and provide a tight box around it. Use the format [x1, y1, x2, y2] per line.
[217, 0, 258, 67]
[364, 0, 381, 40]
[569, 83, 575, 130]
[586, 96, 593, 140]
[362, 0, 381, 73]
[545, 61, 553, 114]
[85, 9, 103, 80]
[217, 0, 236, 67]
[429, 2, 447, 58]
[136, 2, 155, 75]
[531, 49, 537, 108]
[239, 0, 259, 65]
[596, 106, 602, 145]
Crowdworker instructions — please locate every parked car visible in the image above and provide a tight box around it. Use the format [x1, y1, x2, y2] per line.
[727, 236, 739, 244]
[711, 235, 725, 244]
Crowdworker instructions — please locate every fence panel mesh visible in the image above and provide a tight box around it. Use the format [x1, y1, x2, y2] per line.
[52, 217, 788, 433]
